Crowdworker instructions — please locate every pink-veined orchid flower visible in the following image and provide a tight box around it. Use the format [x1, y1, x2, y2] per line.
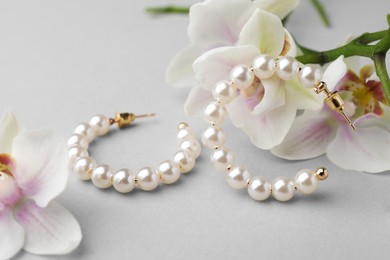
[0, 111, 82, 259]
[166, 0, 299, 87]
[272, 56, 390, 173]
[180, 6, 322, 149]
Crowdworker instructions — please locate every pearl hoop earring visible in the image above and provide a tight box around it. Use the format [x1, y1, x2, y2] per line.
[201, 55, 335, 202]
[68, 112, 201, 193]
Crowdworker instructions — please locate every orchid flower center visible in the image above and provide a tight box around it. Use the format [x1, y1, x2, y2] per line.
[338, 66, 388, 118]
[0, 154, 21, 205]
[239, 77, 264, 111]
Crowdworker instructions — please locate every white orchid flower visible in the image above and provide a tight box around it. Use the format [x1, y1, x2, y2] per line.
[0, 111, 82, 259]
[166, 0, 299, 87]
[181, 6, 322, 149]
[272, 56, 390, 173]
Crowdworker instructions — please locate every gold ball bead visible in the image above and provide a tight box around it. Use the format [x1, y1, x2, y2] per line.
[315, 167, 329, 180]
[178, 122, 189, 130]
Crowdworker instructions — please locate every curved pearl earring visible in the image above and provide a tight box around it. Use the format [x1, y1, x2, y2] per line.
[68, 112, 201, 193]
[202, 55, 336, 202]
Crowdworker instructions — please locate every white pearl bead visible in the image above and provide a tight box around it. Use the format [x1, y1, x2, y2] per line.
[204, 102, 226, 125]
[230, 64, 255, 89]
[180, 139, 201, 158]
[272, 176, 295, 201]
[299, 64, 323, 88]
[252, 54, 276, 79]
[74, 123, 95, 142]
[177, 127, 195, 143]
[201, 126, 226, 149]
[91, 165, 113, 189]
[68, 146, 89, 165]
[89, 115, 110, 136]
[158, 160, 181, 184]
[67, 134, 89, 149]
[136, 167, 160, 191]
[294, 169, 319, 195]
[212, 80, 237, 103]
[73, 156, 96, 180]
[226, 165, 251, 189]
[247, 176, 272, 201]
[113, 169, 135, 193]
[276, 56, 300, 80]
[173, 150, 195, 173]
[210, 148, 234, 171]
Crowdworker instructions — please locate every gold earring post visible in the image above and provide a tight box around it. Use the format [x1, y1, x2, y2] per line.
[314, 82, 356, 130]
[110, 112, 156, 128]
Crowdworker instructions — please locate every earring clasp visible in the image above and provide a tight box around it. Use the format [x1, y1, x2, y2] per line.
[314, 82, 356, 130]
[110, 112, 156, 128]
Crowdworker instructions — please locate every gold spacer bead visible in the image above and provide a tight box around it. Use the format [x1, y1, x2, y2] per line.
[178, 122, 189, 130]
[314, 167, 329, 180]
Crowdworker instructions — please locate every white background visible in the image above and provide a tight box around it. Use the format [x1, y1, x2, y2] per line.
[1, 0, 390, 259]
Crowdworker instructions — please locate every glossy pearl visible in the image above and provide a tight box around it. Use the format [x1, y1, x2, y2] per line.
[201, 126, 226, 149]
[158, 160, 181, 184]
[91, 165, 113, 189]
[73, 156, 96, 180]
[299, 64, 323, 88]
[67, 134, 88, 150]
[212, 80, 237, 103]
[210, 148, 234, 171]
[247, 176, 272, 201]
[173, 150, 195, 173]
[113, 169, 135, 193]
[74, 123, 95, 142]
[90, 115, 110, 136]
[226, 165, 251, 189]
[204, 102, 226, 125]
[177, 127, 194, 143]
[252, 54, 276, 79]
[68, 146, 88, 165]
[294, 169, 318, 195]
[230, 64, 255, 89]
[136, 167, 160, 191]
[276, 56, 300, 80]
[180, 139, 201, 158]
[272, 176, 295, 201]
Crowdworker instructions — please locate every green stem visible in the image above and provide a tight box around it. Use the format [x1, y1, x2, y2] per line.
[374, 54, 390, 102]
[310, 0, 331, 27]
[296, 28, 390, 102]
[146, 6, 189, 14]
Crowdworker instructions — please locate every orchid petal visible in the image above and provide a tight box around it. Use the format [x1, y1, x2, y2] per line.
[327, 124, 390, 173]
[253, 0, 299, 19]
[0, 207, 25, 259]
[188, 0, 255, 45]
[322, 56, 347, 91]
[237, 9, 285, 57]
[193, 45, 259, 91]
[0, 110, 24, 154]
[271, 110, 336, 159]
[228, 95, 297, 149]
[252, 75, 285, 115]
[165, 44, 213, 88]
[283, 29, 298, 57]
[15, 200, 82, 255]
[184, 87, 214, 116]
[286, 79, 323, 111]
[12, 130, 69, 208]
[354, 105, 390, 132]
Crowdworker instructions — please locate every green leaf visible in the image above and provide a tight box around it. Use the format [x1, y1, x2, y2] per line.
[310, 0, 331, 27]
[145, 6, 190, 15]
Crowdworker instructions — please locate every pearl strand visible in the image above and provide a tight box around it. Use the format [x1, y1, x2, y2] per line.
[202, 55, 329, 202]
[68, 116, 200, 193]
